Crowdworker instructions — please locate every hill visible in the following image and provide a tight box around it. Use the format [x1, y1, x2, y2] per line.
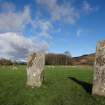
[72, 53, 95, 65]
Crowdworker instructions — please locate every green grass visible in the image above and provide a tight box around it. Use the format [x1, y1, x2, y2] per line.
[0, 65, 105, 105]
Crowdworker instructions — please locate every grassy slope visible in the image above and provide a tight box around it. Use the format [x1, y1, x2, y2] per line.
[0, 66, 105, 105]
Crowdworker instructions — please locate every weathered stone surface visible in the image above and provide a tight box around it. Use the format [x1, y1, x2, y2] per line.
[92, 40, 105, 96]
[27, 52, 45, 87]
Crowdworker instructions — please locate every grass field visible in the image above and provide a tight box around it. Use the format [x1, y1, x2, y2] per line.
[0, 65, 105, 105]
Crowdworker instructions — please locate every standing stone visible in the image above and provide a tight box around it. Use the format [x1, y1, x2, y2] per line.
[92, 40, 105, 96]
[27, 52, 45, 87]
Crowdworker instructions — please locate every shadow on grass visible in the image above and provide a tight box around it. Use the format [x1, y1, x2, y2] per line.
[68, 77, 92, 94]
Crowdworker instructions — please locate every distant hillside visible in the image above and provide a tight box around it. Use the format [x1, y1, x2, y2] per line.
[72, 53, 95, 65]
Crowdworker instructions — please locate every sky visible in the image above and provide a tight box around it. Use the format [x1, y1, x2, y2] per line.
[0, 0, 105, 60]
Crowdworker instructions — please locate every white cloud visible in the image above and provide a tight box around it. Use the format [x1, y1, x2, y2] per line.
[36, 0, 97, 23]
[0, 2, 31, 33]
[0, 2, 54, 38]
[32, 19, 53, 39]
[36, 0, 79, 24]
[0, 32, 48, 60]
[0, 2, 53, 61]
[76, 29, 82, 37]
[76, 28, 93, 37]
[82, 1, 94, 14]
[0, 2, 15, 12]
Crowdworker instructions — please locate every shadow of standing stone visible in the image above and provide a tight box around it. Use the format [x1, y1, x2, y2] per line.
[92, 40, 105, 96]
[68, 77, 92, 94]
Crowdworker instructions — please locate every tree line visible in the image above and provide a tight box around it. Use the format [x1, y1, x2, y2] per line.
[0, 52, 72, 66]
[0, 53, 95, 66]
[0, 58, 13, 65]
[45, 53, 72, 65]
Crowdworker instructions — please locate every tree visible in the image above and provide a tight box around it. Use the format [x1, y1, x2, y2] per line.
[45, 53, 72, 65]
[64, 51, 72, 57]
[0, 58, 13, 65]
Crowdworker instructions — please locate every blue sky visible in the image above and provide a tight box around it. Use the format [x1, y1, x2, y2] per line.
[0, 0, 105, 60]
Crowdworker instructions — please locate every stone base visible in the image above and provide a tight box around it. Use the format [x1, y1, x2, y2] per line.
[92, 84, 105, 96]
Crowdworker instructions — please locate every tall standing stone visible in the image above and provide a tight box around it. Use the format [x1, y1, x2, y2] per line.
[27, 52, 45, 87]
[92, 40, 105, 96]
